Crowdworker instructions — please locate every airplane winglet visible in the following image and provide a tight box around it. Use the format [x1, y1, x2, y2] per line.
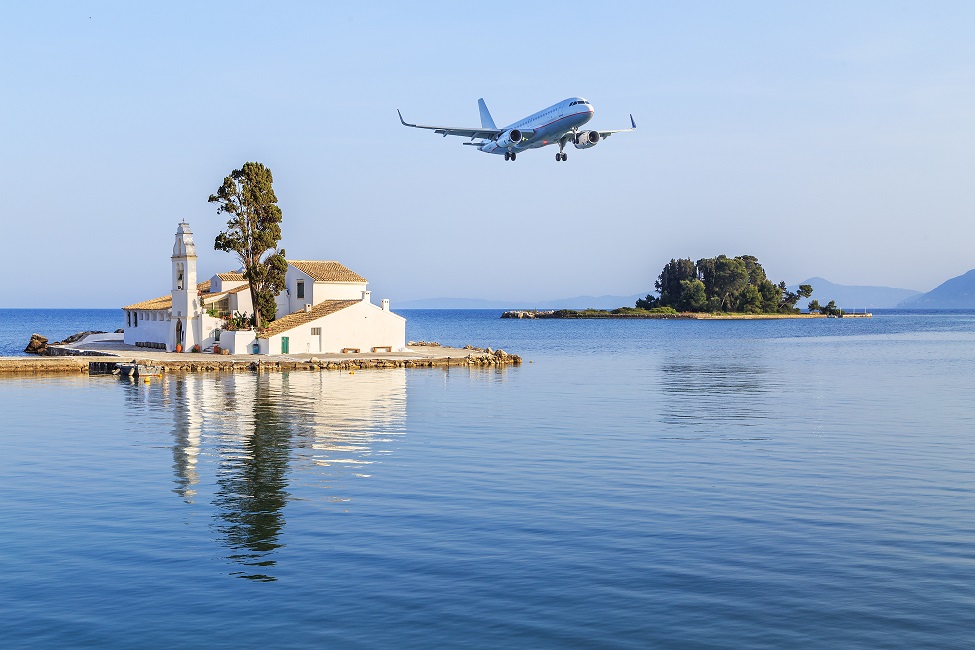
[630, 114, 636, 129]
[397, 109, 409, 126]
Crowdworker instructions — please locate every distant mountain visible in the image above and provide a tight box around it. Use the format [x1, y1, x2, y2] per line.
[397, 294, 645, 310]
[898, 269, 975, 309]
[792, 277, 921, 310]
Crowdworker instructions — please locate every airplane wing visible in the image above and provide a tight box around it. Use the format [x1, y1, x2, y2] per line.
[398, 110, 501, 140]
[597, 114, 637, 139]
[397, 109, 534, 142]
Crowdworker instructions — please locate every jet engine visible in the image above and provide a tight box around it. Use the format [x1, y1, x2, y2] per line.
[496, 129, 523, 149]
[573, 131, 600, 149]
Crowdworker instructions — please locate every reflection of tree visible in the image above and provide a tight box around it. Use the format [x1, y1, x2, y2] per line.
[212, 375, 292, 582]
[159, 370, 407, 581]
[658, 350, 781, 429]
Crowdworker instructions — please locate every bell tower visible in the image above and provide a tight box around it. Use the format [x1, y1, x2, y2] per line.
[170, 221, 200, 351]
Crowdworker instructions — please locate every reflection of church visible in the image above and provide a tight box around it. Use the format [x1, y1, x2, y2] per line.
[122, 221, 406, 354]
[164, 370, 407, 581]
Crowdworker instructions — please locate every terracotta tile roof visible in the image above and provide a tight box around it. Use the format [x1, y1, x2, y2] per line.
[260, 300, 359, 338]
[289, 260, 367, 283]
[217, 272, 246, 281]
[122, 294, 172, 311]
[122, 281, 212, 311]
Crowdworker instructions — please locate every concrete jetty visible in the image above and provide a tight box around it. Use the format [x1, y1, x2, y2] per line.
[1, 339, 521, 377]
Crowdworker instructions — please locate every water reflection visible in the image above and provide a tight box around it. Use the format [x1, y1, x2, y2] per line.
[657, 348, 782, 431]
[158, 369, 406, 581]
[213, 375, 292, 581]
[170, 379, 202, 502]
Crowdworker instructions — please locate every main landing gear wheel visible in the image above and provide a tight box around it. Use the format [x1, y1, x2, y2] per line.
[510, 152, 516, 161]
[504, 152, 510, 161]
[555, 152, 567, 162]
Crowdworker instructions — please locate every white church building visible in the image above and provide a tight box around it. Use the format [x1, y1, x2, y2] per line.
[122, 221, 406, 355]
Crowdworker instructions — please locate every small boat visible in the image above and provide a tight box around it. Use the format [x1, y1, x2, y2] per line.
[116, 363, 162, 378]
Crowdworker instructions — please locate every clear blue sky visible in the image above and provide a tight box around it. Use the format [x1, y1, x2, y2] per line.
[2, 1, 973, 307]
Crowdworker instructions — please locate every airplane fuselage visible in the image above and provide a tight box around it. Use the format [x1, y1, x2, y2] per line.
[397, 96, 634, 162]
[479, 97, 594, 155]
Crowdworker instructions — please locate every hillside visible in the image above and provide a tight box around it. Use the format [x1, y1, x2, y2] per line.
[791, 277, 921, 309]
[898, 269, 975, 309]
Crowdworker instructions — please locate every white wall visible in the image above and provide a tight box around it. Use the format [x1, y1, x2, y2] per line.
[197, 314, 224, 351]
[219, 329, 259, 355]
[282, 267, 315, 315]
[265, 301, 406, 355]
[281, 266, 368, 315]
[123, 310, 170, 347]
[123, 310, 223, 351]
[229, 290, 254, 316]
[310, 280, 369, 303]
[209, 274, 247, 293]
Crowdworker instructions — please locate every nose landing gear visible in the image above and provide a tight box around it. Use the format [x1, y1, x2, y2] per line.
[555, 152, 567, 162]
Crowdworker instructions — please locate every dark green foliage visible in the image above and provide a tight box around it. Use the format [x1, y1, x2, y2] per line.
[702, 255, 748, 311]
[777, 283, 814, 313]
[810, 299, 844, 316]
[223, 311, 253, 331]
[822, 300, 845, 316]
[676, 279, 707, 312]
[208, 162, 287, 329]
[655, 258, 698, 306]
[635, 294, 659, 309]
[641, 255, 813, 314]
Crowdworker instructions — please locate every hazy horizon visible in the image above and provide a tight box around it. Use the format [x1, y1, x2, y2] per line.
[3, 2, 974, 308]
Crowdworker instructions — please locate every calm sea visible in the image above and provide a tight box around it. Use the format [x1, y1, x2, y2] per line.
[2, 309, 975, 648]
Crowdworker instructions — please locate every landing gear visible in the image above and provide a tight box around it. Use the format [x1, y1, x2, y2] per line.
[510, 152, 516, 161]
[555, 152, 567, 162]
[504, 152, 510, 161]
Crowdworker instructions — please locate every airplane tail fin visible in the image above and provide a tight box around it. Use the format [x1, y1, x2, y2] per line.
[478, 98, 497, 130]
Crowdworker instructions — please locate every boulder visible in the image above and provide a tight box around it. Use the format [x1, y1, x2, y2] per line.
[24, 333, 48, 355]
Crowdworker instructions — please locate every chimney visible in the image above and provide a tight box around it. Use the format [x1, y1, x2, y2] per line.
[304, 304, 312, 313]
[361, 290, 371, 303]
[381, 299, 390, 311]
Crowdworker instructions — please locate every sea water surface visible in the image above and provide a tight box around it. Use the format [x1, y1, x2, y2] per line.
[2, 310, 975, 647]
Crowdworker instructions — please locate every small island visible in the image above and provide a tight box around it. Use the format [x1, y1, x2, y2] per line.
[503, 255, 868, 319]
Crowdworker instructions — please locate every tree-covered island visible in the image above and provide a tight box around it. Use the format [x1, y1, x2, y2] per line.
[504, 254, 853, 319]
[637, 255, 812, 314]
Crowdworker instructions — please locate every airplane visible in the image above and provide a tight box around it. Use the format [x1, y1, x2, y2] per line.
[397, 97, 636, 162]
